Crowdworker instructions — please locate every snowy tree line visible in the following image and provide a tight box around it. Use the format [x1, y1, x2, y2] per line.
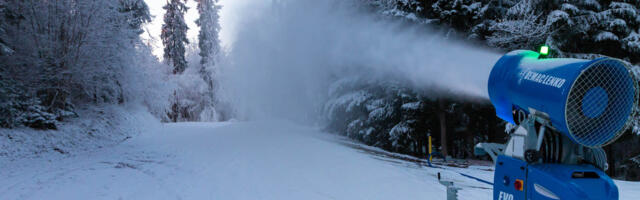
[324, 74, 503, 160]
[366, 0, 640, 63]
[0, 0, 161, 129]
[162, 0, 227, 122]
[323, 0, 640, 180]
[0, 0, 226, 129]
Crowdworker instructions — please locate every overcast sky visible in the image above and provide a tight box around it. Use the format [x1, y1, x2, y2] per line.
[143, 0, 248, 59]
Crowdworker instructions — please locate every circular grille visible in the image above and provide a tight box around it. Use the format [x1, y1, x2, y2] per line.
[565, 59, 636, 147]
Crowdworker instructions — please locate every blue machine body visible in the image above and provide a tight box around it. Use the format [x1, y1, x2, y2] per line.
[488, 50, 634, 200]
[489, 50, 587, 125]
[493, 155, 618, 200]
[493, 156, 527, 200]
[488, 50, 635, 147]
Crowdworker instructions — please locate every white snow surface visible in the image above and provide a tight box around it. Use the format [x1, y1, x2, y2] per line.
[1, 121, 639, 199]
[0, 105, 158, 159]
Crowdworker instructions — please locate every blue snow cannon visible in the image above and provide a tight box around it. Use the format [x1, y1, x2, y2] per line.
[487, 49, 638, 200]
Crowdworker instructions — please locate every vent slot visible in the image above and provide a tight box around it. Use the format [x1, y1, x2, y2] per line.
[571, 171, 600, 179]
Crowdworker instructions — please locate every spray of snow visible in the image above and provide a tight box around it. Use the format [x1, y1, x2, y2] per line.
[220, 0, 501, 121]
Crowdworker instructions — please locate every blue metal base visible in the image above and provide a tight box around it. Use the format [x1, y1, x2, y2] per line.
[493, 155, 618, 200]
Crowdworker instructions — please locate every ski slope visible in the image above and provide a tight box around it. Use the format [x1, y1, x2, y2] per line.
[1, 121, 638, 199]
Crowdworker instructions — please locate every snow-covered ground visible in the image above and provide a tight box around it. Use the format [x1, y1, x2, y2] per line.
[0, 105, 158, 159]
[1, 121, 638, 199]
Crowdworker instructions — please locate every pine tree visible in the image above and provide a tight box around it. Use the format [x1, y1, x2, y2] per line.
[486, 0, 550, 50]
[196, 0, 221, 88]
[195, 0, 223, 121]
[162, 0, 189, 74]
[119, 0, 152, 36]
[196, 0, 222, 67]
[0, 0, 12, 56]
[431, 0, 487, 31]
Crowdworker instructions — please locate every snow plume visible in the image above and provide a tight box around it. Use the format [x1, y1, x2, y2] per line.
[220, 0, 501, 121]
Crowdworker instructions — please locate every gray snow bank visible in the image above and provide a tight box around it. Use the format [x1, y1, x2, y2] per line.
[0, 105, 159, 160]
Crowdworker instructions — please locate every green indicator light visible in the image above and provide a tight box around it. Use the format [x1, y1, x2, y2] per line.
[540, 46, 549, 55]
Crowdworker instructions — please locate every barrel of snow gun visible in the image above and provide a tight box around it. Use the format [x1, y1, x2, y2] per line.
[487, 50, 638, 200]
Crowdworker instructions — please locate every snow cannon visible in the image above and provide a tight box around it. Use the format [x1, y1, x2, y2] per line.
[485, 49, 639, 200]
[488, 50, 638, 148]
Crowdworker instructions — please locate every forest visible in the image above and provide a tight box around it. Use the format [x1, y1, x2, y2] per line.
[2, 0, 640, 183]
[323, 0, 640, 180]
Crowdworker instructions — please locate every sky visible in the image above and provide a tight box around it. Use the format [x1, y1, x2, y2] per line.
[143, 0, 247, 59]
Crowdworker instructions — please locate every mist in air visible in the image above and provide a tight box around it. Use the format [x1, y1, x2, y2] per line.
[219, 0, 502, 121]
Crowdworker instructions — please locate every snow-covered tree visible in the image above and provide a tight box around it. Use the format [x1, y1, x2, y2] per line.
[487, 0, 550, 50]
[359, 0, 640, 179]
[0, 0, 159, 129]
[431, 0, 487, 30]
[197, 0, 222, 66]
[196, 0, 221, 97]
[162, 0, 190, 74]
[163, 0, 225, 123]
[0, 1, 11, 56]
[542, 1, 640, 60]
[369, 0, 640, 62]
[119, 0, 152, 36]
[195, 0, 223, 121]
[322, 74, 500, 157]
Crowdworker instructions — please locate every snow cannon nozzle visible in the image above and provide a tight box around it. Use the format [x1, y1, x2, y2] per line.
[488, 50, 638, 148]
[485, 50, 633, 200]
